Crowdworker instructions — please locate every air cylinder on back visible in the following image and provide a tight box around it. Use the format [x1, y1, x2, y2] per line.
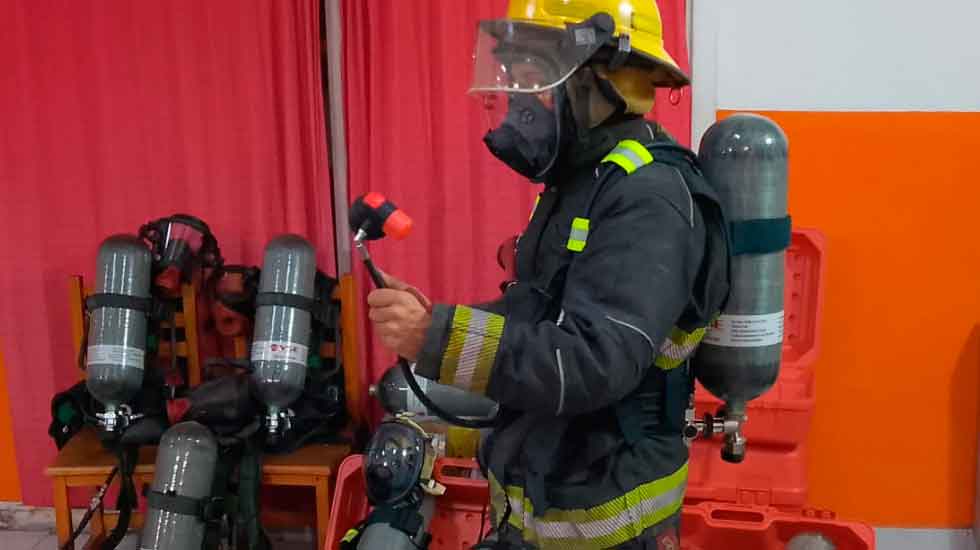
[693, 113, 789, 462]
[86, 235, 152, 432]
[250, 234, 317, 435]
[141, 421, 219, 550]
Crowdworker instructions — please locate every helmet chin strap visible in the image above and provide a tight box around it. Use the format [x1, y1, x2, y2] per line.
[532, 84, 566, 182]
[566, 66, 624, 134]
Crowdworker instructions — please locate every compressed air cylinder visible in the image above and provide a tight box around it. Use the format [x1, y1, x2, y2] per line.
[250, 235, 316, 429]
[140, 422, 219, 550]
[373, 365, 499, 419]
[693, 114, 788, 414]
[86, 235, 152, 430]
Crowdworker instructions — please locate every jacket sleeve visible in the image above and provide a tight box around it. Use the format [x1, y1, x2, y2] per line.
[416, 169, 700, 416]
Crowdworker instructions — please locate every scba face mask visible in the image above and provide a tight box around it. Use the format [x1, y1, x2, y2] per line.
[469, 13, 619, 181]
[482, 90, 562, 181]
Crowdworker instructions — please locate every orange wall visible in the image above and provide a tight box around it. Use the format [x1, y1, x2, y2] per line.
[0, 341, 23, 501]
[719, 111, 980, 527]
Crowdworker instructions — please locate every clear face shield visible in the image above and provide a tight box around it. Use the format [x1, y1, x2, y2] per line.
[468, 14, 621, 180]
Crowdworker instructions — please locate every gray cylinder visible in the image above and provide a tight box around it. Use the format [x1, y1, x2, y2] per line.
[86, 234, 152, 429]
[357, 496, 435, 550]
[140, 421, 219, 550]
[250, 235, 316, 427]
[693, 113, 788, 411]
[373, 365, 499, 419]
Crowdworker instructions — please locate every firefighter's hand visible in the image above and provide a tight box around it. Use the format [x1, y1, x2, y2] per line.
[367, 274, 432, 361]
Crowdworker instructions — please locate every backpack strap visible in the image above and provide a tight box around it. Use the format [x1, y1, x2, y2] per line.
[563, 139, 658, 254]
[600, 139, 655, 175]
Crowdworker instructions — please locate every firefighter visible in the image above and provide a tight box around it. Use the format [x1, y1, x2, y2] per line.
[367, 1, 730, 548]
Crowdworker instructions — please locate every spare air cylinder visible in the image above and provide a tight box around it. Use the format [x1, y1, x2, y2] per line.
[140, 421, 219, 550]
[86, 234, 152, 432]
[250, 234, 316, 437]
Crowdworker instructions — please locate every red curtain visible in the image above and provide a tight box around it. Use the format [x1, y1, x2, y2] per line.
[0, 0, 333, 505]
[341, 0, 691, 413]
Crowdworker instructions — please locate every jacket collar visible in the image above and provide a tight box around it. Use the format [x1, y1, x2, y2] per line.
[549, 116, 657, 185]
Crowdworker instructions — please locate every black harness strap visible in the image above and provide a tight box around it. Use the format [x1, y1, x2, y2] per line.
[144, 488, 219, 519]
[255, 291, 339, 328]
[85, 293, 152, 313]
[100, 445, 137, 550]
[255, 292, 316, 313]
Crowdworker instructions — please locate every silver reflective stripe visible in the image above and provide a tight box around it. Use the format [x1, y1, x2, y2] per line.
[453, 309, 491, 389]
[507, 482, 687, 542]
[606, 315, 655, 354]
[612, 146, 646, 171]
[660, 338, 699, 361]
[568, 226, 589, 243]
[555, 348, 566, 416]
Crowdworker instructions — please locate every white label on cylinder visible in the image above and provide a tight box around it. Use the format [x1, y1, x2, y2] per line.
[703, 311, 784, 348]
[86, 344, 145, 370]
[251, 340, 309, 366]
[406, 368, 428, 414]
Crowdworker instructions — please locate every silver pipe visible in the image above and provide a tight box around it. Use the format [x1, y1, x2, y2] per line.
[324, 0, 351, 275]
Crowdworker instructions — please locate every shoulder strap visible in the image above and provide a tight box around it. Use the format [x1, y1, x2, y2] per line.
[600, 139, 655, 175]
[561, 139, 658, 254]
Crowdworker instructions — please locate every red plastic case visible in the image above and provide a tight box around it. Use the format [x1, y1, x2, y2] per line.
[324, 229, 876, 549]
[687, 229, 825, 508]
[681, 502, 875, 550]
[323, 456, 875, 550]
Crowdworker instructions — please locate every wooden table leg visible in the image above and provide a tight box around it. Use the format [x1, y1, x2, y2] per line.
[315, 475, 332, 550]
[53, 477, 74, 550]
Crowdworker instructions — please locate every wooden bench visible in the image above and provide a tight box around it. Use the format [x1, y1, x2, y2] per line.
[46, 272, 364, 550]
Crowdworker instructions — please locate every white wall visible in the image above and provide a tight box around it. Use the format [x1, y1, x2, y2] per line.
[691, 0, 980, 144]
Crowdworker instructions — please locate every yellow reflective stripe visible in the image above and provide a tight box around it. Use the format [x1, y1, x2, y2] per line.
[655, 324, 709, 370]
[439, 306, 472, 386]
[566, 217, 590, 252]
[438, 306, 504, 395]
[341, 528, 359, 543]
[601, 152, 637, 174]
[530, 195, 541, 221]
[601, 139, 655, 175]
[502, 463, 688, 549]
[618, 139, 654, 165]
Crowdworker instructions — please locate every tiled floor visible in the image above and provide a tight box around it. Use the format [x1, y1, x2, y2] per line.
[0, 529, 316, 549]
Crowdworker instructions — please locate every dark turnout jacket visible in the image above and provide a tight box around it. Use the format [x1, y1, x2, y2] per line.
[417, 117, 730, 549]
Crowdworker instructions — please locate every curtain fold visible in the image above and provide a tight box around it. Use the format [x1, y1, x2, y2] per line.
[341, 0, 691, 421]
[0, 0, 333, 505]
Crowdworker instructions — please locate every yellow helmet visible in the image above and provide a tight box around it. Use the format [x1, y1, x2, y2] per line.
[507, 0, 688, 87]
[469, 0, 688, 101]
